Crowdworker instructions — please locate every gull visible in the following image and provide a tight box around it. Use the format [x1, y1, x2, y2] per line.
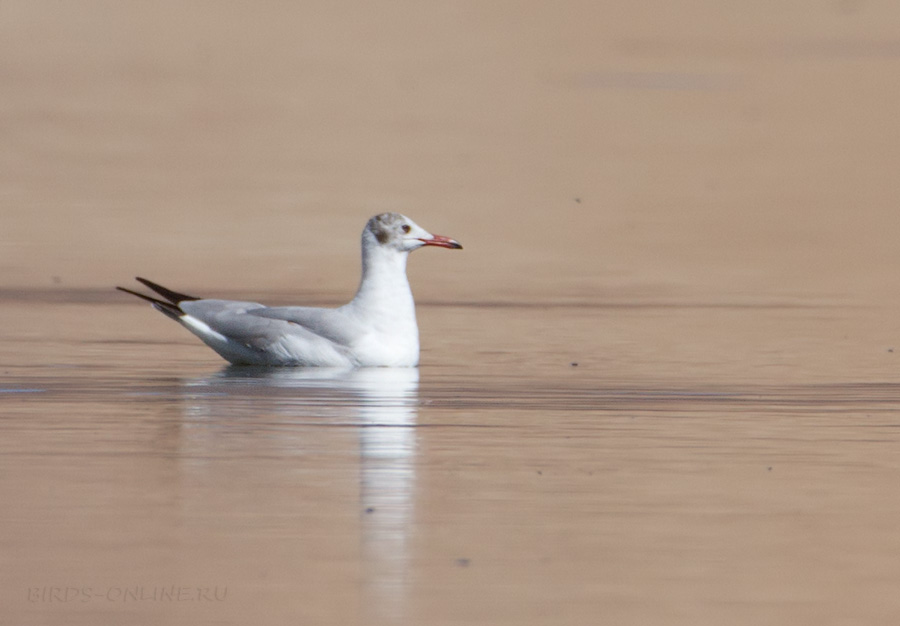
[117, 213, 462, 367]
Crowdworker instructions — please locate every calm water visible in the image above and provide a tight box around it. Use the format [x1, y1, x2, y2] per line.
[6, 1, 900, 624]
[4, 296, 900, 625]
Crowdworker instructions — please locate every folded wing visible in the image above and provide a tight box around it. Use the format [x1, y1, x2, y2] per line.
[179, 300, 362, 366]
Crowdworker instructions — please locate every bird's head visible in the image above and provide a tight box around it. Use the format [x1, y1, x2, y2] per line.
[364, 213, 462, 253]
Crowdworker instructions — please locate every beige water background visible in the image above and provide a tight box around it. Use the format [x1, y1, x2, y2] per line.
[5, 2, 900, 624]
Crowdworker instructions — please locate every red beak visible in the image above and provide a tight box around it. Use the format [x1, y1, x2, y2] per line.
[419, 234, 463, 249]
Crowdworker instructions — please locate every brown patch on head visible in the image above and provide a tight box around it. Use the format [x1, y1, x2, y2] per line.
[373, 225, 390, 244]
[369, 213, 403, 244]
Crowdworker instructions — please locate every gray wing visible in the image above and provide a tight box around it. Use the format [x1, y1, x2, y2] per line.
[178, 300, 362, 351]
[177, 299, 280, 351]
[247, 305, 364, 346]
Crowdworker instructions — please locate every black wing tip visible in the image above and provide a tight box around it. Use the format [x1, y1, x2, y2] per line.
[133, 277, 200, 304]
[116, 285, 157, 302]
[116, 281, 186, 321]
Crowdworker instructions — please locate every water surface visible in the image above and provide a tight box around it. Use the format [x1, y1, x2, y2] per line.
[4, 297, 900, 626]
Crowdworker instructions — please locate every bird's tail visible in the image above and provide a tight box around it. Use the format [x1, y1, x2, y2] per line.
[116, 277, 200, 321]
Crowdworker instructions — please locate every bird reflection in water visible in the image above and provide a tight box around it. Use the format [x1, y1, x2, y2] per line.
[181, 366, 419, 623]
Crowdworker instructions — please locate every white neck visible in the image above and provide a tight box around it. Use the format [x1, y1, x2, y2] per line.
[349, 242, 417, 328]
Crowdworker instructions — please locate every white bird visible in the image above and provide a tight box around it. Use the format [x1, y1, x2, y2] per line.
[117, 213, 462, 367]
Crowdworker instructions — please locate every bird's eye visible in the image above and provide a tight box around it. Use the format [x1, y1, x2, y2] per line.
[401, 224, 411, 234]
